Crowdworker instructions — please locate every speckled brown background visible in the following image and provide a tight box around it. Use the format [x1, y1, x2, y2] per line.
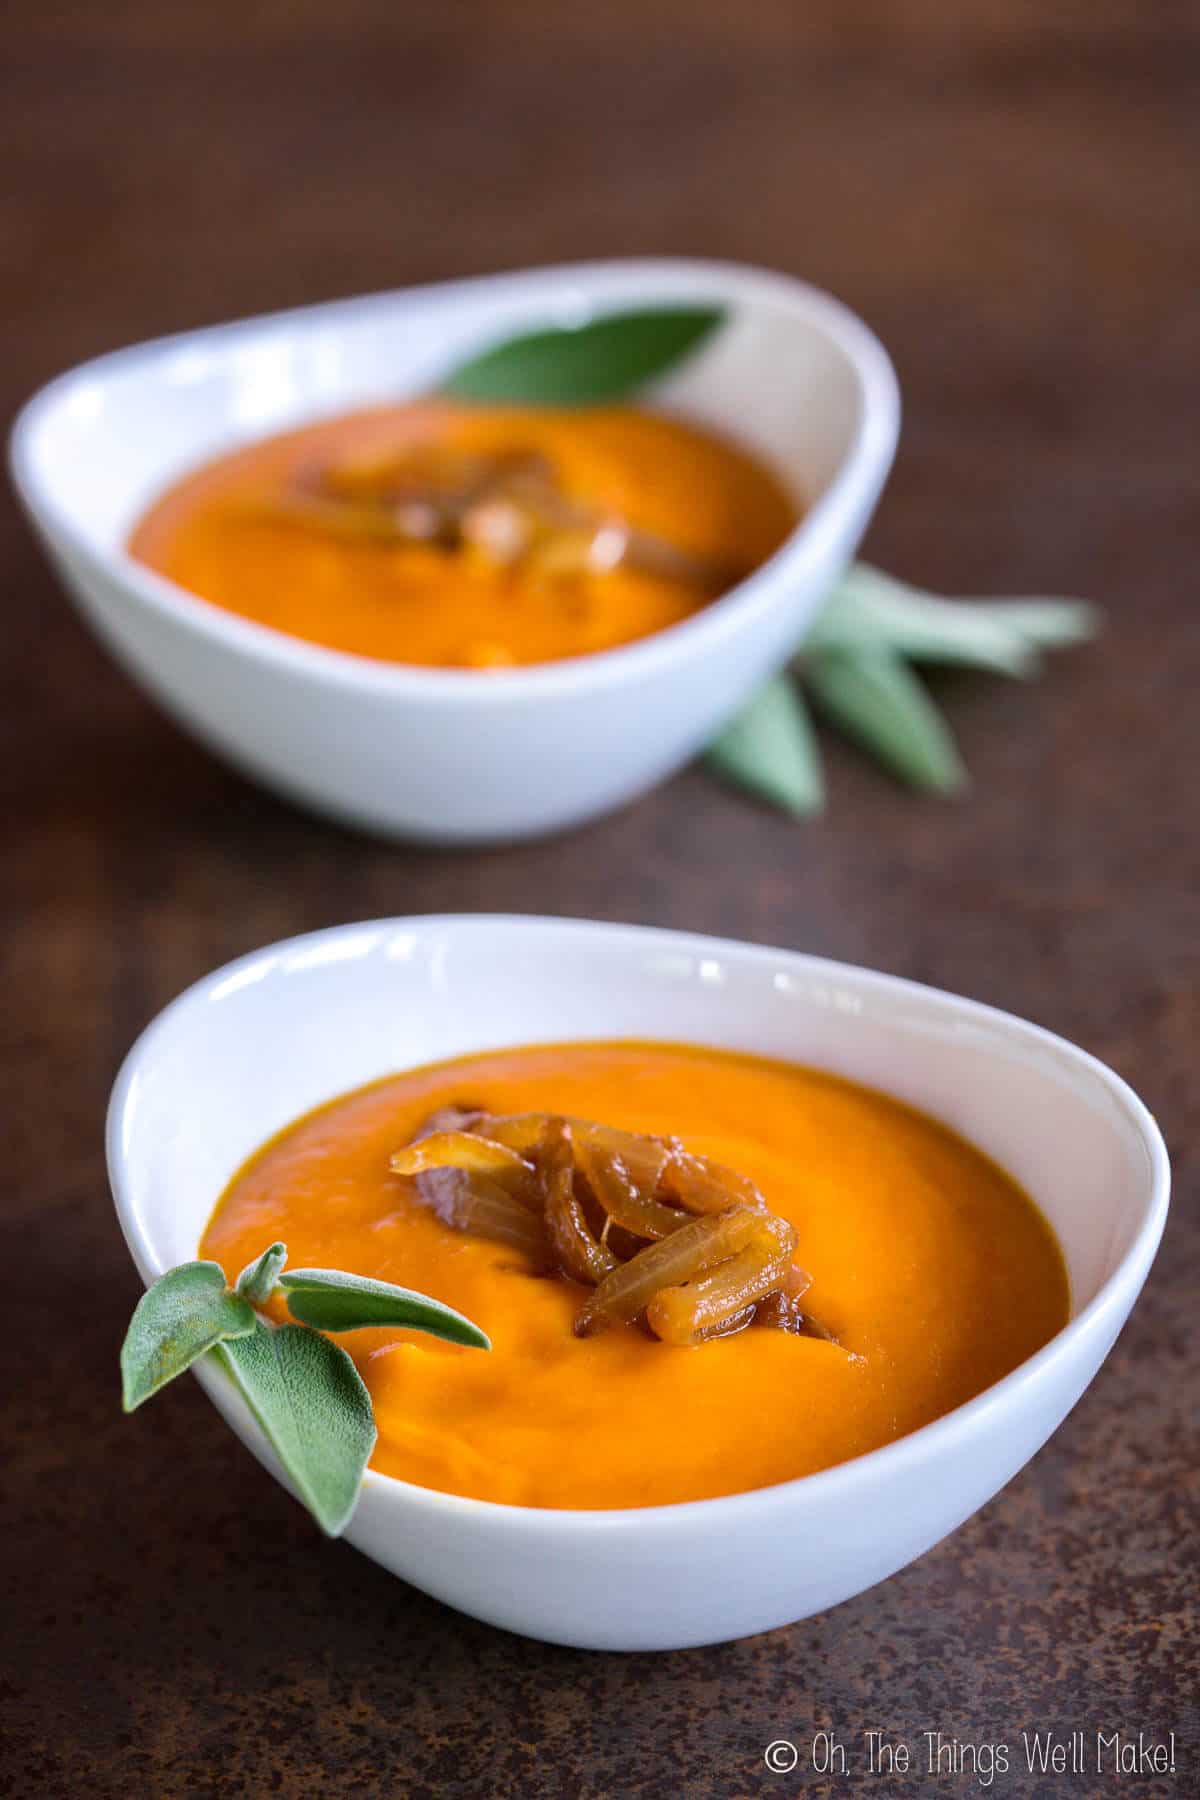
[3, 3, 1197, 1796]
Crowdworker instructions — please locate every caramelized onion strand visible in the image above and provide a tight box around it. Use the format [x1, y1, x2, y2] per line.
[394, 1105, 820, 1349]
[390, 1130, 533, 1178]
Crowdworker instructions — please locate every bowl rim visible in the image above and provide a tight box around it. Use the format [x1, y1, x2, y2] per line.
[10, 256, 900, 703]
[106, 913, 1171, 1536]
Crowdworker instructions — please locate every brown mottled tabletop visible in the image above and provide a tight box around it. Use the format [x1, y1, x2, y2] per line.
[3, 4, 1197, 1796]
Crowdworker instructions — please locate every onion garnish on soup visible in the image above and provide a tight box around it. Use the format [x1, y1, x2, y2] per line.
[389, 1108, 834, 1347]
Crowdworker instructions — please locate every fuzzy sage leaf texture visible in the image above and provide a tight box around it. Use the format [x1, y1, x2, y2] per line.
[442, 306, 725, 406]
[119, 1242, 490, 1535]
[235, 1240, 288, 1304]
[120, 1262, 257, 1412]
[217, 1320, 376, 1537]
[280, 1268, 492, 1348]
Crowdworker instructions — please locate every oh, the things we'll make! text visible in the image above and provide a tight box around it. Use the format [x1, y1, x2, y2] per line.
[764, 1726, 1179, 1787]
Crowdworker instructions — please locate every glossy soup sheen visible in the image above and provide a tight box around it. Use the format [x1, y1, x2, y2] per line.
[200, 1042, 1070, 1511]
[128, 403, 797, 668]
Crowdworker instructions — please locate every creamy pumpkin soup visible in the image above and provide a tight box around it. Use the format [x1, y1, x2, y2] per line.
[129, 403, 796, 668]
[198, 1041, 1069, 1511]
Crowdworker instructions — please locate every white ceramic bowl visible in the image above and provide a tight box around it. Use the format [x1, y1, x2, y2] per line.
[108, 916, 1168, 1651]
[12, 260, 898, 843]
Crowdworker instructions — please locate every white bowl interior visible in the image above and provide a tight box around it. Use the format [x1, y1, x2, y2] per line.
[21, 260, 883, 555]
[114, 917, 1162, 1325]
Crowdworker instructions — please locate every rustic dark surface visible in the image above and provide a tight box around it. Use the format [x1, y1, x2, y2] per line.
[3, 3, 1197, 1796]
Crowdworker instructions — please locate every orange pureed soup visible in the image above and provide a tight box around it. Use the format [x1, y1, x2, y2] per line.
[200, 1042, 1070, 1510]
[129, 403, 796, 668]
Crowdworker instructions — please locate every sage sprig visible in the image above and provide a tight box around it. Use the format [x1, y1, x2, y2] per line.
[705, 673, 825, 817]
[217, 1320, 375, 1536]
[443, 305, 724, 406]
[709, 566, 1100, 809]
[120, 1262, 257, 1412]
[802, 563, 1096, 675]
[804, 646, 968, 794]
[279, 1268, 490, 1345]
[235, 1240, 287, 1303]
[120, 1243, 489, 1535]
[435, 308, 1100, 812]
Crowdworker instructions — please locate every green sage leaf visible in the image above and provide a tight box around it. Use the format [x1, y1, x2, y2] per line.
[806, 565, 1039, 677]
[805, 648, 968, 793]
[706, 674, 825, 815]
[217, 1320, 376, 1537]
[958, 596, 1100, 648]
[120, 1262, 256, 1413]
[443, 306, 725, 406]
[279, 1269, 491, 1349]
[806, 565, 1100, 676]
[235, 1241, 288, 1304]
